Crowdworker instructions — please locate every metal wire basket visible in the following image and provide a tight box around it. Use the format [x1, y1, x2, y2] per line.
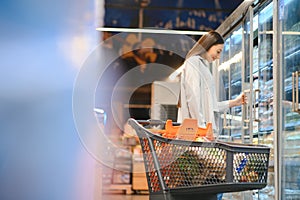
[128, 118, 270, 200]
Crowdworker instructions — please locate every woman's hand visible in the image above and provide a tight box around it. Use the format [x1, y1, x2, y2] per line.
[229, 92, 247, 108]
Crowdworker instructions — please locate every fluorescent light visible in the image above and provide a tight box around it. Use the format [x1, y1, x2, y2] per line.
[218, 51, 243, 71]
[94, 108, 105, 114]
[96, 27, 207, 35]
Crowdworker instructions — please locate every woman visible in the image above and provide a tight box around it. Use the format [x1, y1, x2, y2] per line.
[178, 30, 246, 138]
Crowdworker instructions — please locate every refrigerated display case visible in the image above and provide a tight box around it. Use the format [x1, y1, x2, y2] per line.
[216, 0, 300, 199]
[279, 0, 300, 199]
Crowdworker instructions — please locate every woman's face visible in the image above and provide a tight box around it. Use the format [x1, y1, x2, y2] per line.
[206, 44, 224, 63]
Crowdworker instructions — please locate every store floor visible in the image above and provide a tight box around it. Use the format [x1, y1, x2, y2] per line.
[102, 194, 149, 200]
[102, 191, 258, 200]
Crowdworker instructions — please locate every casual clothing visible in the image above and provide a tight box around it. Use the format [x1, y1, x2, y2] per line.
[178, 55, 229, 135]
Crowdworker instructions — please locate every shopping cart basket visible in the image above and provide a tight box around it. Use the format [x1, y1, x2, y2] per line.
[128, 118, 270, 200]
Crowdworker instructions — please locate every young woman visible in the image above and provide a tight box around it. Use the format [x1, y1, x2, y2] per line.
[178, 30, 246, 138]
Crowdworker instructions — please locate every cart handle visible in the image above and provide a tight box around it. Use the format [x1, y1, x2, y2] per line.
[136, 119, 181, 126]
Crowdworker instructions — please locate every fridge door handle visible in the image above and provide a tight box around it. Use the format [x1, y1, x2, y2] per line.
[243, 89, 251, 124]
[292, 72, 295, 111]
[223, 112, 230, 129]
[254, 88, 261, 122]
[292, 71, 300, 113]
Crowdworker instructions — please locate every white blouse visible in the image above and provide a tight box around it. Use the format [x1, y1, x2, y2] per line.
[178, 55, 229, 134]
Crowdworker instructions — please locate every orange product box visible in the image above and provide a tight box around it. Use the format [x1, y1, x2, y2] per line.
[151, 119, 213, 141]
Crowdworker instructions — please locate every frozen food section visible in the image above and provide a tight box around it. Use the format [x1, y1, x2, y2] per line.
[281, 0, 300, 198]
[216, 0, 300, 199]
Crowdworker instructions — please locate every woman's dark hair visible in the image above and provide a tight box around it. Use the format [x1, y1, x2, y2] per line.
[186, 30, 224, 59]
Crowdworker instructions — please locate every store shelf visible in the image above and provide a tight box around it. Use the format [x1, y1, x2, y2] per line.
[103, 184, 133, 195]
[132, 161, 148, 192]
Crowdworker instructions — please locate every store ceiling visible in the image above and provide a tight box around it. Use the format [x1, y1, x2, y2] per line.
[104, 0, 244, 31]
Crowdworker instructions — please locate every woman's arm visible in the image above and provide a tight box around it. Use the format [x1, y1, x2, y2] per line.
[229, 92, 246, 108]
[217, 92, 246, 112]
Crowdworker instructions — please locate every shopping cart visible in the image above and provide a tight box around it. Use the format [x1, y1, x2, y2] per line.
[128, 118, 270, 200]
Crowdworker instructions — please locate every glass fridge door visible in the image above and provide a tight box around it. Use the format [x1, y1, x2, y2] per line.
[218, 26, 244, 142]
[255, 2, 275, 199]
[257, 2, 274, 139]
[280, 0, 300, 198]
[243, 6, 255, 145]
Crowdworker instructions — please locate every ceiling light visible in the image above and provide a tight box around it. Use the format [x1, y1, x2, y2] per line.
[96, 27, 207, 35]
